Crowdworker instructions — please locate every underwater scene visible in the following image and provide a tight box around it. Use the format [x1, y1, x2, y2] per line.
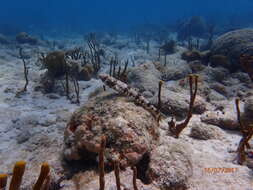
[1, 0, 253, 189]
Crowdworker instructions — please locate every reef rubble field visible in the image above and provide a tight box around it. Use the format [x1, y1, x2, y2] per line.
[0, 31, 252, 190]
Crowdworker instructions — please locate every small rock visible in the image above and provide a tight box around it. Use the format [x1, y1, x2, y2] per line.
[128, 62, 162, 95]
[142, 91, 153, 98]
[46, 93, 61, 99]
[151, 88, 207, 118]
[210, 83, 228, 97]
[201, 110, 238, 130]
[147, 137, 193, 190]
[190, 123, 223, 140]
[16, 32, 38, 45]
[181, 50, 201, 62]
[17, 130, 31, 144]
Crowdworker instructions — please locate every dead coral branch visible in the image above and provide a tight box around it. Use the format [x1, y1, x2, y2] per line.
[19, 48, 29, 92]
[86, 33, 102, 74]
[169, 74, 199, 138]
[157, 80, 163, 111]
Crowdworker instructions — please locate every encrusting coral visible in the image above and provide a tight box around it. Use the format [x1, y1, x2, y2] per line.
[235, 98, 253, 165]
[168, 74, 199, 138]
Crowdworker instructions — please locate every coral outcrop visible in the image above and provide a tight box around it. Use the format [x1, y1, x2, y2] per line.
[211, 28, 253, 71]
[63, 90, 160, 168]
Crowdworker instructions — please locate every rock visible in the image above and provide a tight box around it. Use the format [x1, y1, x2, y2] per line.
[16, 130, 31, 144]
[16, 32, 38, 45]
[150, 88, 207, 119]
[203, 98, 253, 129]
[12, 114, 41, 143]
[63, 91, 160, 168]
[231, 72, 251, 84]
[147, 137, 193, 190]
[207, 90, 226, 101]
[46, 93, 61, 99]
[190, 123, 223, 140]
[210, 83, 228, 97]
[143, 90, 153, 98]
[38, 114, 57, 127]
[128, 62, 162, 95]
[160, 63, 192, 81]
[201, 110, 238, 130]
[204, 66, 230, 83]
[211, 28, 253, 71]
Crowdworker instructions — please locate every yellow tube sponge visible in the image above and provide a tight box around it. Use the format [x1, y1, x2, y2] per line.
[9, 161, 26, 190]
[33, 162, 50, 190]
[0, 174, 8, 189]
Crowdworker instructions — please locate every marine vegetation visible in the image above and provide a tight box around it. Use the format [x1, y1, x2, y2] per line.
[168, 74, 199, 138]
[109, 56, 129, 83]
[159, 40, 176, 65]
[100, 73, 199, 138]
[0, 161, 63, 190]
[18, 48, 29, 94]
[235, 98, 253, 165]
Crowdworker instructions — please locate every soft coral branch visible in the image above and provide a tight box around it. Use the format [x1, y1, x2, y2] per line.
[235, 98, 253, 164]
[169, 74, 199, 138]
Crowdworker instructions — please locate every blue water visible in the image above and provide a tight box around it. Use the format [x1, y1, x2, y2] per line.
[1, 0, 253, 35]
